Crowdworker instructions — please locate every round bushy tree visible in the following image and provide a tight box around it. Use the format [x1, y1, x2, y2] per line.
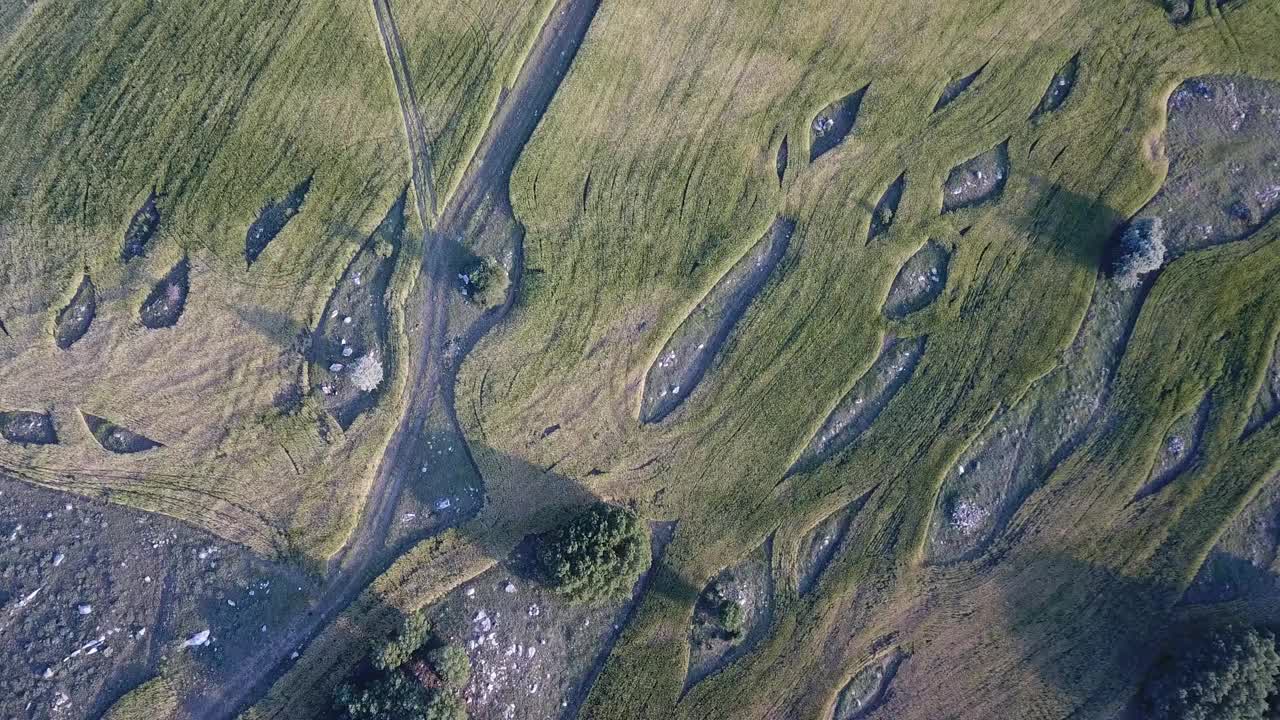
[334, 673, 428, 720]
[1113, 216, 1167, 289]
[536, 503, 651, 605]
[427, 645, 471, 689]
[1144, 625, 1280, 720]
[459, 256, 509, 307]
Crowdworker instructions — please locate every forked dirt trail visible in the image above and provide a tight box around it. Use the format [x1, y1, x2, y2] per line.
[188, 0, 600, 717]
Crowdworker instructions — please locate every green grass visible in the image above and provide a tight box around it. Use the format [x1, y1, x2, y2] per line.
[6, 0, 1280, 717]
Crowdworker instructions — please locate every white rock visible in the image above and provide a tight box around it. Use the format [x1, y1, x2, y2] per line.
[504, 582, 516, 594]
[77, 604, 92, 615]
[52, 553, 65, 567]
[342, 346, 353, 357]
[329, 363, 344, 372]
[182, 630, 211, 648]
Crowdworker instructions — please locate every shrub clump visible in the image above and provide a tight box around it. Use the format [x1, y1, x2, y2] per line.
[536, 503, 651, 605]
[373, 610, 432, 671]
[1143, 625, 1280, 720]
[1113, 217, 1167, 289]
[428, 645, 471, 689]
[335, 611, 470, 720]
[351, 352, 385, 393]
[458, 256, 509, 307]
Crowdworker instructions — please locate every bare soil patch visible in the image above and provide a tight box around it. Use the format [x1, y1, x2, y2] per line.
[933, 64, 986, 113]
[1133, 395, 1209, 500]
[797, 496, 867, 595]
[1132, 75, 1280, 257]
[245, 177, 312, 267]
[1183, 473, 1280, 605]
[54, 273, 96, 350]
[867, 173, 905, 243]
[0, 409, 57, 445]
[810, 86, 869, 162]
[139, 257, 189, 330]
[776, 135, 789, 186]
[791, 336, 926, 474]
[686, 537, 774, 690]
[121, 191, 161, 263]
[424, 523, 674, 720]
[1031, 53, 1080, 120]
[942, 141, 1009, 213]
[311, 192, 405, 429]
[882, 240, 950, 319]
[833, 650, 903, 719]
[926, 265, 1148, 564]
[641, 217, 795, 423]
[0, 474, 315, 720]
[81, 413, 163, 454]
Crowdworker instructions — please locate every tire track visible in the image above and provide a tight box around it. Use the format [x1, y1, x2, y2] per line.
[187, 0, 601, 716]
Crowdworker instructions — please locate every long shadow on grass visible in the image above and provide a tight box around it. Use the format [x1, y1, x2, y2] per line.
[993, 551, 1181, 717]
[1012, 177, 1125, 271]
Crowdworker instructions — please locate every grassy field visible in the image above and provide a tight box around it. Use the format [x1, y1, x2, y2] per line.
[5, 0, 1280, 717]
[0, 0, 550, 564]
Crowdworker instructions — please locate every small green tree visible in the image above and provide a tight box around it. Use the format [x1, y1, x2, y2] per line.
[718, 599, 745, 641]
[373, 610, 432, 671]
[459, 256, 508, 307]
[1144, 625, 1280, 720]
[428, 645, 471, 689]
[536, 503, 652, 605]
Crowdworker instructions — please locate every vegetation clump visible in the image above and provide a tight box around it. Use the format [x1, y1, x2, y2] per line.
[1143, 625, 1280, 720]
[535, 502, 651, 605]
[334, 610, 469, 720]
[1114, 217, 1167, 289]
[458, 255, 508, 307]
[351, 352, 385, 393]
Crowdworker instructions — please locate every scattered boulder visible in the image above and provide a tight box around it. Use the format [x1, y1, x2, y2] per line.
[810, 85, 869, 162]
[0, 410, 57, 445]
[941, 141, 1009, 212]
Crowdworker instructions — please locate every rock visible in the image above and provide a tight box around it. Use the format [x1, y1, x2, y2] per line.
[504, 582, 517, 594]
[435, 498, 452, 511]
[77, 604, 92, 615]
[329, 363, 344, 372]
[182, 629, 211, 648]
[342, 346, 353, 357]
[42, 667, 53, 679]
[52, 552, 65, 567]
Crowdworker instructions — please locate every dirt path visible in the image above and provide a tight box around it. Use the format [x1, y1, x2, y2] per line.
[184, 0, 600, 717]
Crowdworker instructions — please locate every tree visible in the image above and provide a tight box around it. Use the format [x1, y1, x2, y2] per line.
[373, 610, 431, 671]
[718, 599, 745, 641]
[351, 352, 385, 393]
[536, 503, 652, 605]
[458, 256, 508, 307]
[1114, 216, 1167, 289]
[1144, 625, 1280, 720]
[424, 690, 467, 720]
[427, 645, 471, 689]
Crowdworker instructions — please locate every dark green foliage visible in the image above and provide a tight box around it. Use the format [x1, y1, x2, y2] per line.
[424, 692, 468, 720]
[428, 645, 471, 689]
[459, 255, 509, 307]
[334, 673, 429, 720]
[718, 599, 745, 640]
[1144, 626, 1280, 720]
[536, 503, 651, 605]
[373, 610, 431, 671]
